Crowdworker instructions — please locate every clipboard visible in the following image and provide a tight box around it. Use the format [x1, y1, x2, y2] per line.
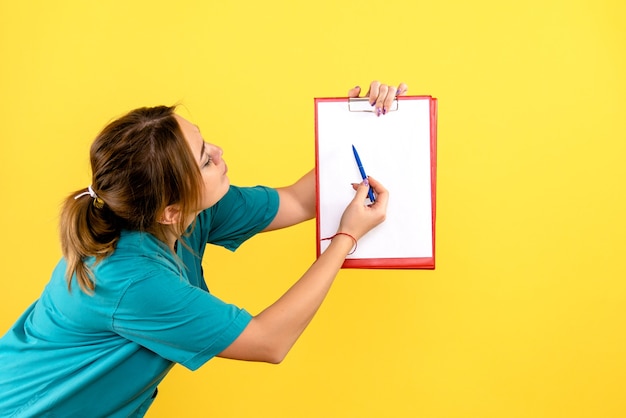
[314, 95, 437, 269]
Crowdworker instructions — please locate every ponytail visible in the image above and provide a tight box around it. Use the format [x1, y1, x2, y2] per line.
[60, 187, 119, 293]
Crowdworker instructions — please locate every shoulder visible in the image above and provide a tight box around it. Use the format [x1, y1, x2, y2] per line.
[194, 185, 279, 250]
[205, 185, 278, 218]
[93, 231, 183, 290]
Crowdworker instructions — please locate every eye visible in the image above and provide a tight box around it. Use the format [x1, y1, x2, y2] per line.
[203, 154, 212, 168]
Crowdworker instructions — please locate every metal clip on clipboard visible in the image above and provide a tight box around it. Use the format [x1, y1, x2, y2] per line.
[348, 97, 400, 113]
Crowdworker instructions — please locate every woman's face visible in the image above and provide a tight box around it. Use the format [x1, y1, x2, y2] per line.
[175, 115, 230, 210]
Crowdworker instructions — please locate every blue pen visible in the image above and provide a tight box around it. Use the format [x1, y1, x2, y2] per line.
[352, 144, 376, 202]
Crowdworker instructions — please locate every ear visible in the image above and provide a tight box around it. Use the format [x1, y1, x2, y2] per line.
[158, 204, 182, 225]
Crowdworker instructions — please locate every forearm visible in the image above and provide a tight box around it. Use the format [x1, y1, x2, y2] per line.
[255, 234, 353, 357]
[218, 233, 354, 363]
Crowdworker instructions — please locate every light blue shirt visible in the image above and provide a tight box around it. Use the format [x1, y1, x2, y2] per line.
[0, 185, 279, 417]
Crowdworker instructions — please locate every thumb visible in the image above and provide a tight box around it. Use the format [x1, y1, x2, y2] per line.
[348, 85, 361, 98]
[352, 179, 370, 202]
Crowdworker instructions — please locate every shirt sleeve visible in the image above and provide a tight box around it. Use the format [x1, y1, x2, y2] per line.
[111, 268, 252, 371]
[201, 185, 279, 251]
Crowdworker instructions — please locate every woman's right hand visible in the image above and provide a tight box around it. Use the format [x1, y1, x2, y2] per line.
[218, 178, 388, 365]
[338, 176, 388, 241]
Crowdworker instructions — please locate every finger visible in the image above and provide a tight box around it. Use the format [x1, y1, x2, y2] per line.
[366, 176, 387, 194]
[366, 176, 389, 207]
[352, 179, 371, 202]
[396, 82, 408, 96]
[367, 80, 381, 105]
[374, 84, 389, 116]
[382, 86, 397, 115]
[348, 86, 361, 98]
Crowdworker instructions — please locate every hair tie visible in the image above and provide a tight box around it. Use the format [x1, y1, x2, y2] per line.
[320, 232, 357, 255]
[74, 185, 105, 208]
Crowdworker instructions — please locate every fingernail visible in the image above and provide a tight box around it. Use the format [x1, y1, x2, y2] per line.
[355, 85, 360, 89]
[363, 179, 369, 186]
[382, 107, 387, 115]
[376, 108, 381, 117]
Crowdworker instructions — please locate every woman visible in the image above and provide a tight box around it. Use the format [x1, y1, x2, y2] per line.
[0, 81, 406, 417]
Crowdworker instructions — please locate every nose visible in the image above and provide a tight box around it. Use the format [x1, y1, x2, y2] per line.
[207, 144, 223, 164]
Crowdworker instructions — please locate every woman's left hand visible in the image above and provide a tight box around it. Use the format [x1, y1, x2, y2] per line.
[348, 81, 408, 116]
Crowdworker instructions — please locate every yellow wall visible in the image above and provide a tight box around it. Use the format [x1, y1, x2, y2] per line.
[1, 0, 625, 417]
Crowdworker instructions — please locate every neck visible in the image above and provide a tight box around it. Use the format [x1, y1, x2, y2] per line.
[165, 231, 180, 252]
[161, 213, 197, 252]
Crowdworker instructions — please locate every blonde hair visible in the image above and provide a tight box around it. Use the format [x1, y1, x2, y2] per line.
[60, 106, 203, 293]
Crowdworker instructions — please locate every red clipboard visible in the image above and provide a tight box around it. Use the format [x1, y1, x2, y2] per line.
[314, 95, 437, 269]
